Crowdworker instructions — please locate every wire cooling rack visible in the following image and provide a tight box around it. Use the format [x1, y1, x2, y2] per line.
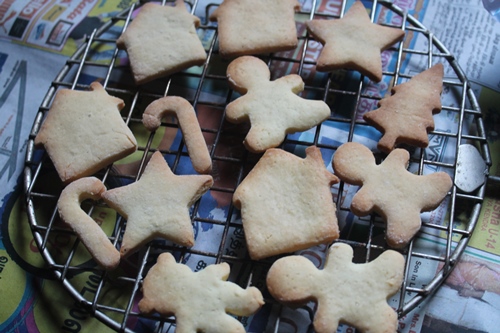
[24, 0, 492, 332]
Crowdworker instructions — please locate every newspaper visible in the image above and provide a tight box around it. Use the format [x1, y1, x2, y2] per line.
[0, 0, 499, 332]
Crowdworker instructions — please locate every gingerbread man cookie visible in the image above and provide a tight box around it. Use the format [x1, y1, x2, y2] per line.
[332, 142, 453, 248]
[266, 242, 405, 333]
[363, 63, 444, 153]
[225, 56, 330, 153]
[139, 252, 264, 333]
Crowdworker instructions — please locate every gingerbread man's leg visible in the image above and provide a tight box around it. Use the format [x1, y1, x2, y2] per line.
[385, 208, 422, 248]
[313, 300, 341, 333]
[190, 314, 247, 333]
[244, 122, 285, 153]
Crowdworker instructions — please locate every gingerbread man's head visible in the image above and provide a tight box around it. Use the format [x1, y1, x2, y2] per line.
[226, 56, 271, 93]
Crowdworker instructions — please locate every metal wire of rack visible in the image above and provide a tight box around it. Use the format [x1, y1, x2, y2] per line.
[23, 0, 491, 332]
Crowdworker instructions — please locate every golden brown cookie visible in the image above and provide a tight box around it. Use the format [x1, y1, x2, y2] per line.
[332, 142, 453, 248]
[34, 82, 137, 184]
[139, 252, 264, 333]
[233, 146, 339, 260]
[225, 56, 331, 153]
[266, 242, 405, 333]
[57, 177, 120, 270]
[117, 1, 207, 85]
[363, 63, 444, 153]
[209, 0, 300, 57]
[142, 96, 212, 174]
[101, 151, 213, 257]
[306, 1, 405, 82]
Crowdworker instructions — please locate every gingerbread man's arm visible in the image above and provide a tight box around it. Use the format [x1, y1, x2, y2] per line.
[367, 250, 405, 295]
[417, 172, 453, 211]
[381, 147, 410, 167]
[200, 260, 231, 279]
[350, 186, 376, 216]
[381, 149, 452, 213]
[357, 250, 404, 333]
[312, 244, 352, 333]
[225, 96, 252, 123]
[200, 263, 264, 316]
[275, 74, 305, 94]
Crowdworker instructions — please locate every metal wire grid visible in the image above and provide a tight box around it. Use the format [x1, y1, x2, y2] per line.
[23, 0, 491, 332]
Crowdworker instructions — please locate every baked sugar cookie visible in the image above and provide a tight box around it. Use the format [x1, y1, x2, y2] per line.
[34, 82, 137, 184]
[363, 64, 444, 153]
[58, 177, 120, 270]
[142, 96, 212, 174]
[117, 1, 207, 85]
[332, 142, 452, 248]
[306, 1, 404, 82]
[102, 151, 213, 257]
[225, 56, 330, 153]
[209, 0, 300, 57]
[139, 252, 264, 333]
[233, 146, 339, 259]
[267, 242, 404, 333]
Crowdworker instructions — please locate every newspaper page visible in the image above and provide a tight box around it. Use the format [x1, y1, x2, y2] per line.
[0, 0, 134, 56]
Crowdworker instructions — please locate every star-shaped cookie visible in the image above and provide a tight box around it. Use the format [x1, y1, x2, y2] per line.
[332, 142, 453, 248]
[225, 56, 331, 153]
[102, 151, 213, 257]
[139, 252, 264, 333]
[363, 63, 444, 153]
[233, 146, 339, 260]
[306, 1, 405, 82]
[266, 242, 405, 333]
[117, 1, 207, 85]
[34, 82, 137, 184]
